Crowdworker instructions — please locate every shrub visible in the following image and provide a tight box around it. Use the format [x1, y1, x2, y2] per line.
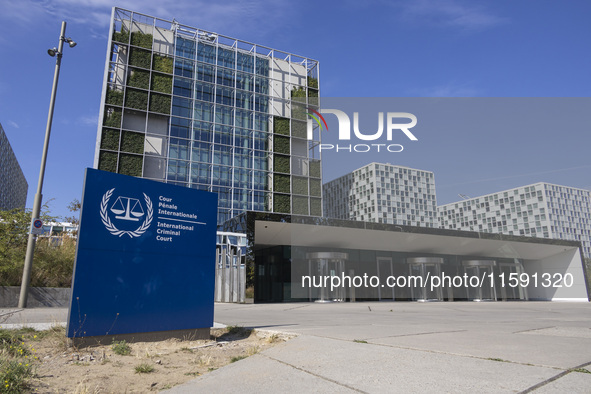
[273, 135, 290, 155]
[112, 29, 129, 44]
[309, 160, 321, 178]
[310, 179, 321, 197]
[273, 174, 290, 193]
[135, 363, 154, 373]
[128, 68, 150, 89]
[153, 54, 173, 74]
[273, 117, 289, 135]
[292, 196, 309, 215]
[274, 155, 290, 174]
[151, 73, 172, 94]
[292, 120, 307, 139]
[105, 88, 124, 106]
[111, 340, 131, 356]
[118, 154, 143, 177]
[292, 177, 308, 195]
[98, 151, 118, 173]
[129, 48, 151, 69]
[100, 129, 120, 151]
[130, 31, 153, 49]
[310, 198, 322, 216]
[149, 93, 171, 114]
[125, 89, 148, 111]
[273, 194, 290, 214]
[103, 107, 122, 128]
[308, 76, 318, 89]
[121, 131, 144, 154]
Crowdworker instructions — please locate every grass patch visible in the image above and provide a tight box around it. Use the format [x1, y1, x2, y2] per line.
[353, 339, 368, 344]
[226, 326, 252, 337]
[573, 368, 591, 374]
[487, 358, 508, 362]
[0, 357, 34, 393]
[230, 355, 247, 363]
[134, 363, 155, 374]
[111, 340, 131, 356]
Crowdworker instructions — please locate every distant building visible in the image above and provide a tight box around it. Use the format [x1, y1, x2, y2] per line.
[323, 162, 438, 227]
[438, 182, 591, 258]
[0, 123, 28, 210]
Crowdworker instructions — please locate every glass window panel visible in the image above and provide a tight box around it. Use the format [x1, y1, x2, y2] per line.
[169, 138, 189, 160]
[190, 162, 210, 184]
[235, 90, 253, 110]
[197, 43, 216, 64]
[196, 63, 215, 82]
[253, 150, 268, 170]
[191, 141, 212, 163]
[167, 159, 189, 182]
[195, 82, 214, 102]
[233, 188, 250, 211]
[236, 72, 253, 91]
[170, 116, 190, 138]
[215, 105, 234, 126]
[216, 87, 234, 106]
[237, 52, 254, 73]
[254, 113, 269, 131]
[254, 131, 268, 151]
[255, 94, 268, 112]
[193, 120, 212, 142]
[217, 47, 235, 69]
[213, 144, 232, 166]
[213, 125, 233, 145]
[173, 77, 193, 98]
[172, 97, 192, 118]
[255, 76, 269, 94]
[175, 37, 196, 59]
[253, 171, 268, 191]
[193, 101, 214, 122]
[217, 68, 235, 87]
[253, 191, 267, 211]
[255, 57, 269, 76]
[235, 110, 252, 128]
[234, 128, 252, 149]
[233, 169, 250, 189]
[234, 147, 252, 169]
[212, 166, 232, 187]
[174, 59, 195, 78]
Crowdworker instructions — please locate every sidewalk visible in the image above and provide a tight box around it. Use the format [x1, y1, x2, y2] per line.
[167, 302, 591, 393]
[0, 307, 68, 330]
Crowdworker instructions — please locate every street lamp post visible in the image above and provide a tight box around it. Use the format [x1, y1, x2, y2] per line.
[18, 21, 76, 308]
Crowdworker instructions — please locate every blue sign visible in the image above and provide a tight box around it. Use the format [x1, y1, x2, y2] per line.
[67, 169, 217, 338]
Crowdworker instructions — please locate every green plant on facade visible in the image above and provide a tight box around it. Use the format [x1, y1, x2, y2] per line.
[128, 68, 150, 89]
[309, 160, 321, 178]
[291, 102, 307, 121]
[129, 48, 151, 69]
[100, 128, 120, 151]
[273, 117, 290, 136]
[307, 76, 318, 89]
[121, 131, 144, 154]
[130, 31, 153, 49]
[151, 73, 173, 94]
[125, 88, 148, 111]
[273, 174, 290, 194]
[98, 151, 118, 173]
[105, 88, 124, 106]
[291, 86, 306, 103]
[293, 196, 309, 215]
[118, 154, 143, 177]
[150, 93, 171, 114]
[103, 107, 122, 128]
[274, 155, 290, 174]
[310, 179, 321, 197]
[273, 135, 290, 155]
[273, 194, 291, 214]
[292, 177, 308, 195]
[310, 198, 322, 216]
[153, 54, 174, 74]
[308, 88, 319, 106]
[291, 121, 307, 139]
[112, 29, 129, 44]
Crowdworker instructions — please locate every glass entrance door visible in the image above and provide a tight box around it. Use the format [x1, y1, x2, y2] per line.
[407, 257, 444, 302]
[498, 260, 528, 301]
[462, 260, 497, 301]
[377, 257, 395, 300]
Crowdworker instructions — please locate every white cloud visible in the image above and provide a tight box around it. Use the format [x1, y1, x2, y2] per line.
[397, 0, 507, 30]
[7, 121, 20, 129]
[413, 82, 480, 97]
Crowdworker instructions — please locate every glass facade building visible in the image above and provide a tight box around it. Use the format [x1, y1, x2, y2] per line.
[0, 123, 28, 210]
[323, 162, 438, 227]
[438, 183, 591, 258]
[94, 8, 322, 225]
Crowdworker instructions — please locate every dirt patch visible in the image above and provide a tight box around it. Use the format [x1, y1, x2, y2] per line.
[25, 326, 293, 392]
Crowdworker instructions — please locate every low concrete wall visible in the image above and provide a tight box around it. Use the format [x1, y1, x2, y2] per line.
[0, 286, 70, 308]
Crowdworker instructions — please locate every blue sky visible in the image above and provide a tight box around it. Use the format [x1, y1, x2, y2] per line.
[0, 0, 590, 219]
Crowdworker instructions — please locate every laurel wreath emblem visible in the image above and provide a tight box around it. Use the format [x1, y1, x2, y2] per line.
[100, 188, 153, 238]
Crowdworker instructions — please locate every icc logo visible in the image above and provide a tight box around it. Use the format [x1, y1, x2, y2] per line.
[100, 188, 153, 238]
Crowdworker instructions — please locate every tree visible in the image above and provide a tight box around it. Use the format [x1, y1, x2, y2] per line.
[64, 198, 81, 235]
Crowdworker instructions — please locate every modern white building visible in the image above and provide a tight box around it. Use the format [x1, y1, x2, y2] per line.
[323, 163, 438, 227]
[438, 182, 591, 258]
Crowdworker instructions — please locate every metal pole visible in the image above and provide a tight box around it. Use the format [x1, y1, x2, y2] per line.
[18, 21, 67, 308]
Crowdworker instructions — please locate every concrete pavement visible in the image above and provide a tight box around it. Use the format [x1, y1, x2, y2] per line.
[168, 302, 591, 393]
[2, 303, 590, 392]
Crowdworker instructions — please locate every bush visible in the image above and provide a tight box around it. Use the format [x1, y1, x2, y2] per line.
[310, 179, 321, 197]
[135, 363, 155, 373]
[151, 73, 172, 94]
[128, 68, 150, 89]
[153, 54, 173, 74]
[273, 135, 290, 155]
[105, 88, 124, 106]
[98, 151, 118, 173]
[130, 31, 152, 49]
[30, 237, 76, 287]
[309, 160, 321, 178]
[273, 117, 289, 135]
[111, 340, 131, 356]
[100, 129, 120, 151]
[292, 120, 307, 139]
[121, 131, 144, 154]
[273, 194, 290, 214]
[310, 198, 322, 216]
[273, 174, 290, 193]
[292, 196, 309, 215]
[308, 76, 318, 89]
[129, 48, 151, 69]
[103, 107, 122, 128]
[149, 93, 171, 114]
[292, 177, 308, 195]
[125, 89, 148, 111]
[112, 29, 129, 44]
[274, 155, 290, 174]
[118, 154, 143, 177]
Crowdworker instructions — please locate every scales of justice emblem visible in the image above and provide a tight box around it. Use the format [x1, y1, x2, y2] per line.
[100, 188, 153, 237]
